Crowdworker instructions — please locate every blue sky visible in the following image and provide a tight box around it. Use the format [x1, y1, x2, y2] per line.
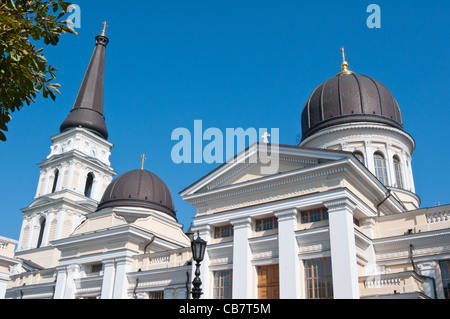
[1, 0, 449, 240]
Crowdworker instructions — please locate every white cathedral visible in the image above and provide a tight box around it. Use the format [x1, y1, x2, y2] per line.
[0, 29, 449, 300]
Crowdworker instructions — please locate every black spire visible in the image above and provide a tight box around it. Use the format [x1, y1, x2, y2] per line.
[60, 28, 109, 139]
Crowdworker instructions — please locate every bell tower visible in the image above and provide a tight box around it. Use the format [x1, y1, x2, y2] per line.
[15, 26, 116, 267]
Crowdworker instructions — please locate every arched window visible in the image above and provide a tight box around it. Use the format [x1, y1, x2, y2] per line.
[51, 169, 59, 193]
[36, 216, 46, 248]
[84, 172, 94, 198]
[373, 152, 388, 185]
[393, 156, 404, 188]
[353, 151, 365, 166]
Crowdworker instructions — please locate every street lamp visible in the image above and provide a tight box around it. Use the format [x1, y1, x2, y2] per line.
[191, 232, 207, 299]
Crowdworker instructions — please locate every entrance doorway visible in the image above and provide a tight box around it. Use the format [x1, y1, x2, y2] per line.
[257, 264, 279, 299]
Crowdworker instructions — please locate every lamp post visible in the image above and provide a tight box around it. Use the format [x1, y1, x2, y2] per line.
[191, 232, 207, 299]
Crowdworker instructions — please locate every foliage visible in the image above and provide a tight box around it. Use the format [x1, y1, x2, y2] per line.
[0, 0, 77, 141]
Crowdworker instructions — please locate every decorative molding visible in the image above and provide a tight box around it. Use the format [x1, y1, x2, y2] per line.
[192, 166, 344, 206]
[210, 255, 233, 265]
[252, 249, 279, 260]
[298, 242, 330, 254]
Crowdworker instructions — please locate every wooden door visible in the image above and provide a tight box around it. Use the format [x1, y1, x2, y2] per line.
[257, 264, 279, 299]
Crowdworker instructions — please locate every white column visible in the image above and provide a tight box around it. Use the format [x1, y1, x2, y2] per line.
[230, 217, 253, 299]
[417, 261, 438, 299]
[274, 209, 300, 299]
[77, 166, 87, 194]
[41, 211, 54, 246]
[325, 198, 359, 299]
[364, 140, 375, 173]
[63, 264, 80, 299]
[54, 266, 67, 299]
[361, 218, 378, 276]
[17, 218, 27, 250]
[386, 144, 395, 187]
[195, 225, 211, 299]
[92, 177, 100, 201]
[101, 259, 116, 299]
[35, 170, 45, 198]
[55, 208, 66, 240]
[407, 157, 416, 193]
[57, 164, 67, 191]
[43, 168, 52, 195]
[400, 150, 410, 191]
[26, 214, 38, 249]
[0, 273, 9, 299]
[112, 257, 133, 299]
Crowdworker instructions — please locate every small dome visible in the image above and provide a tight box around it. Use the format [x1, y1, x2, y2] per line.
[301, 73, 403, 141]
[96, 169, 176, 220]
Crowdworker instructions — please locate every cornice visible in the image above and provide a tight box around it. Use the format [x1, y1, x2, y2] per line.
[185, 159, 349, 205]
[51, 127, 113, 148]
[39, 149, 115, 174]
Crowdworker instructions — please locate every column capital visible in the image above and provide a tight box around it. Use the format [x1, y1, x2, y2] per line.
[191, 224, 211, 233]
[417, 261, 437, 270]
[115, 256, 134, 266]
[56, 266, 67, 273]
[66, 264, 81, 272]
[274, 208, 298, 221]
[191, 224, 211, 241]
[102, 258, 116, 266]
[324, 198, 356, 213]
[230, 217, 253, 229]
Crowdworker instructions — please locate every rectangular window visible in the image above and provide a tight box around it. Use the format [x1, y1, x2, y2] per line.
[90, 263, 103, 273]
[304, 257, 333, 299]
[214, 225, 233, 238]
[255, 216, 278, 232]
[300, 208, 329, 223]
[439, 260, 450, 299]
[213, 270, 232, 299]
[394, 158, 404, 188]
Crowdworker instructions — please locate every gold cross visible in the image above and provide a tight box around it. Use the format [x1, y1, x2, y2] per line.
[101, 21, 108, 36]
[340, 46, 346, 63]
[261, 132, 271, 143]
[140, 153, 147, 170]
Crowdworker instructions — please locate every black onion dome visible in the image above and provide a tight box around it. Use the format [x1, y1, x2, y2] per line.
[301, 73, 403, 141]
[97, 169, 176, 220]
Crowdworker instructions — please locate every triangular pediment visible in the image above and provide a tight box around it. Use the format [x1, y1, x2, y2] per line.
[180, 143, 351, 197]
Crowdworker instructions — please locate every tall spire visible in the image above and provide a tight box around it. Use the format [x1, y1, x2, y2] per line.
[60, 23, 110, 139]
